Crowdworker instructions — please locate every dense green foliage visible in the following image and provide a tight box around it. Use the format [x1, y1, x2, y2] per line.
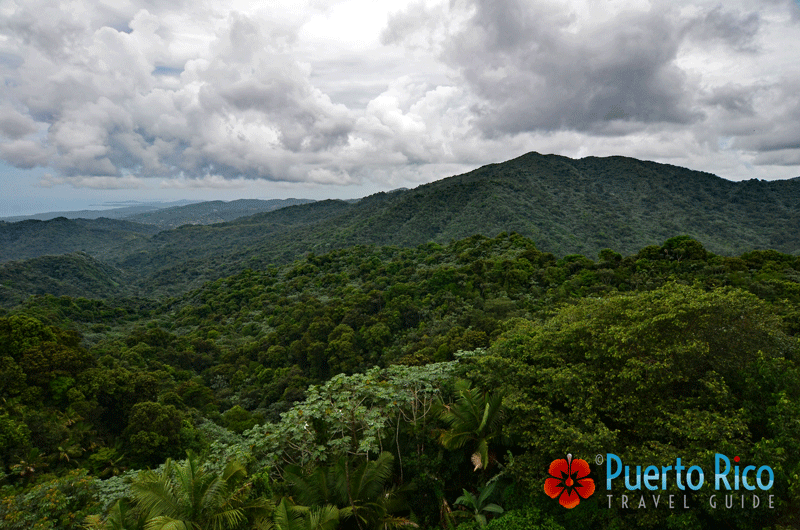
[1, 231, 799, 529]
[0, 252, 128, 308]
[0, 217, 159, 263]
[474, 284, 800, 528]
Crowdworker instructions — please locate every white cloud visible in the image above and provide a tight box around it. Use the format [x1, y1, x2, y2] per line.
[0, 103, 39, 139]
[159, 174, 250, 189]
[38, 173, 145, 189]
[1, 0, 799, 200]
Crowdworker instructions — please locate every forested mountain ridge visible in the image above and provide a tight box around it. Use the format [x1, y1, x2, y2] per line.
[0, 198, 315, 228]
[2, 151, 800, 300]
[92, 152, 800, 296]
[0, 217, 160, 263]
[121, 198, 316, 229]
[323, 152, 800, 256]
[170, 152, 800, 262]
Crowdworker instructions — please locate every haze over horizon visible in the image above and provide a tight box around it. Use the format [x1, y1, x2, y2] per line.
[2, 0, 800, 216]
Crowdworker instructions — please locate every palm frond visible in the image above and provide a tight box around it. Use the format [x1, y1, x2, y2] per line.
[306, 505, 340, 530]
[143, 515, 192, 530]
[131, 454, 263, 530]
[274, 498, 304, 530]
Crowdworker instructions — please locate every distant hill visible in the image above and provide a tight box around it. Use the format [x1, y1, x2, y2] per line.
[0, 217, 160, 263]
[118, 152, 800, 292]
[2, 152, 800, 300]
[122, 198, 315, 229]
[310, 152, 800, 257]
[0, 200, 199, 222]
[0, 199, 316, 263]
[0, 198, 316, 229]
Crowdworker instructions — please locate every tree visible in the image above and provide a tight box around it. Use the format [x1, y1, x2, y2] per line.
[123, 402, 186, 467]
[273, 498, 340, 530]
[83, 499, 147, 530]
[0, 413, 30, 469]
[130, 453, 271, 530]
[285, 452, 413, 530]
[247, 362, 458, 473]
[439, 385, 505, 471]
[0, 469, 99, 530]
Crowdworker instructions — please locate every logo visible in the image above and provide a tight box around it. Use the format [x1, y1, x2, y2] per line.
[603, 453, 776, 510]
[544, 453, 596, 509]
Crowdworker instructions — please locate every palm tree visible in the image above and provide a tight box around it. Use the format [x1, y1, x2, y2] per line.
[439, 386, 505, 471]
[10, 448, 48, 483]
[273, 498, 304, 530]
[284, 452, 415, 530]
[130, 453, 271, 530]
[83, 499, 148, 530]
[273, 498, 341, 530]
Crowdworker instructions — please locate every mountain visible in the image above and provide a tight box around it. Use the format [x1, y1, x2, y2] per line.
[0, 199, 316, 229]
[2, 151, 800, 300]
[0, 217, 160, 263]
[286, 152, 800, 257]
[0, 200, 199, 222]
[121, 198, 315, 229]
[115, 152, 800, 292]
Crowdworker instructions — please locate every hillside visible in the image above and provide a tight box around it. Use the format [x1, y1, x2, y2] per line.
[0, 252, 128, 307]
[0, 217, 160, 263]
[112, 152, 800, 295]
[2, 152, 799, 299]
[300, 153, 800, 256]
[121, 198, 316, 229]
[0, 200, 198, 222]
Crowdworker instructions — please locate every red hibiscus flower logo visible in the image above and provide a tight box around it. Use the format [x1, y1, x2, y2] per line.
[544, 453, 596, 509]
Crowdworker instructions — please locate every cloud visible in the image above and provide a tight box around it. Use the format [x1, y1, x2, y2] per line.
[38, 173, 145, 189]
[439, 0, 702, 136]
[0, 139, 53, 168]
[377, 0, 800, 177]
[732, 84, 800, 157]
[683, 6, 761, 51]
[381, 1, 454, 50]
[159, 174, 250, 189]
[1, 3, 363, 185]
[0, 104, 39, 139]
[1, 0, 800, 194]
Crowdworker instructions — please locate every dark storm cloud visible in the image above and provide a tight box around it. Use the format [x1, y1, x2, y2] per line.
[737, 99, 800, 154]
[684, 6, 761, 51]
[443, 0, 700, 136]
[702, 84, 757, 115]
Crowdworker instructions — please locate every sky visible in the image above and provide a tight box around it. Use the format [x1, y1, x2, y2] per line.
[1, 0, 800, 216]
